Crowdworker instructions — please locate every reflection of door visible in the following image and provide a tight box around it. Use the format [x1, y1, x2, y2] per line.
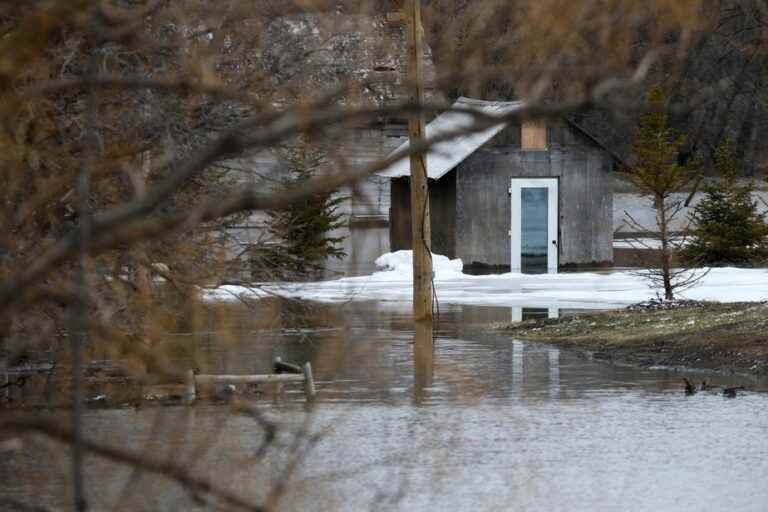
[509, 178, 558, 273]
[511, 307, 560, 322]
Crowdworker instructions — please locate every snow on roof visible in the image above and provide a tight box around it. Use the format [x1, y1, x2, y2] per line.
[378, 97, 522, 180]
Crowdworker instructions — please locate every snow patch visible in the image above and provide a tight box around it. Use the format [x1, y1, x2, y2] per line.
[374, 250, 463, 277]
[204, 251, 768, 310]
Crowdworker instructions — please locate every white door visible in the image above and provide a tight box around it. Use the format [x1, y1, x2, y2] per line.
[509, 178, 559, 274]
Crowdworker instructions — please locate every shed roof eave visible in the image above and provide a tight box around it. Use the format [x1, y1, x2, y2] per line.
[377, 97, 522, 180]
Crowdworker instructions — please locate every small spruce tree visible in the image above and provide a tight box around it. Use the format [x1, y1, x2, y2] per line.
[256, 142, 347, 280]
[680, 138, 768, 266]
[623, 86, 702, 300]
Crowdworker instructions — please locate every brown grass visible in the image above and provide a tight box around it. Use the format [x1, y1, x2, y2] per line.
[501, 302, 768, 374]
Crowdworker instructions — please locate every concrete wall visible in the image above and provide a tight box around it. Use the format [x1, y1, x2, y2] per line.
[455, 123, 614, 268]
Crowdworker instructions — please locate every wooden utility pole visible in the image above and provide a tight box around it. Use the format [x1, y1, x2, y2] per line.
[404, 0, 433, 321]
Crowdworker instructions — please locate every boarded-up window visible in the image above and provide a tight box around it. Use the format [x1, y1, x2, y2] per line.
[521, 120, 548, 150]
[385, 12, 405, 24]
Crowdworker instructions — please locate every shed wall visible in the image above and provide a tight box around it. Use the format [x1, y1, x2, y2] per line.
[389, 171, 457, 258]
[455, 134, 613, 268]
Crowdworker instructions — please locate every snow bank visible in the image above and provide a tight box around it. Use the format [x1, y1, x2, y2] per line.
[204, 251, 768, 310]
[374, 250, 463, 277]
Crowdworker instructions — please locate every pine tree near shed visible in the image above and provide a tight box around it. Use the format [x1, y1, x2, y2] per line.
[623, 87, 702, 300]
[680, 139, 768, 266]
[257, 143, 347, 280]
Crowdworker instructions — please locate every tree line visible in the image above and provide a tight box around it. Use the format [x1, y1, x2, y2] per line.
[626, 87, 768, 300]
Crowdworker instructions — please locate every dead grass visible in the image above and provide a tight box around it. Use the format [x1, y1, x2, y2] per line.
[502, 302, 768, 374]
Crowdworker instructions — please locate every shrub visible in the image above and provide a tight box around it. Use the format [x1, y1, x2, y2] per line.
[680, 139, 768, 266]
[623, 86, 702, 300]
[255, 142, 347, 280]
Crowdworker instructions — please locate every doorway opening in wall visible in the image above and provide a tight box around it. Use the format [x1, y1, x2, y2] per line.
[510, 178, 559, 274]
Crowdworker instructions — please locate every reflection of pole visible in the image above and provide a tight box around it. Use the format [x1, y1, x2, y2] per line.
[511, 341, 524, 392]
[413, 320, 434, 404]
[548, 349, 560, 399]
[405, 0, 433, 321]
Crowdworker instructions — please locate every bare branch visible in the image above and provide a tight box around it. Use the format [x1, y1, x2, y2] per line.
[0, 416, 266, 512]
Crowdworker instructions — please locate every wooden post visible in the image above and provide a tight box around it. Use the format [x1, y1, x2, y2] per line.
[195, 374, 304, 385]
[184, 370, 196, 404]
[273, 357, 284, 396]
[302, 362, 316, 400]
[404, 0, 433, 321]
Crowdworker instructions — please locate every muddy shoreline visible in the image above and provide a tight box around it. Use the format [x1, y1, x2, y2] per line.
[501, 301, 768, 377]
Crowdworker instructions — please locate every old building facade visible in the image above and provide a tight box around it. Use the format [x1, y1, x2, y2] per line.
[383, 98, 621, 273]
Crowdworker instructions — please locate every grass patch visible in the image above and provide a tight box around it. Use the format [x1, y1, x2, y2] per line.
[501, 302, 768, 374]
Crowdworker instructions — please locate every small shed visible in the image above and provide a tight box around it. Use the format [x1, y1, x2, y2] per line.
[379, 97, 621, 273]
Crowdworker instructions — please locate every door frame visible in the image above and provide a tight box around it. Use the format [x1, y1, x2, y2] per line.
[509, 178, 559, 273]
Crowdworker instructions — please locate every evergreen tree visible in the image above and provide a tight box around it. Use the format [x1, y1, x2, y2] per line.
[680, 138, 768, 266]
[256, 142, 347, 280]
[623, 86, 701, 300]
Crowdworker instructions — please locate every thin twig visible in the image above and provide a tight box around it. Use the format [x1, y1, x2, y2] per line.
[0, 416, 266, 512]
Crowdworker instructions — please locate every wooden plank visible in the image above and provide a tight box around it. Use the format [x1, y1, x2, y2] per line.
[194, 374, 305, 385]
[0, 363, 54, 375]
[522, 120, 548, 150]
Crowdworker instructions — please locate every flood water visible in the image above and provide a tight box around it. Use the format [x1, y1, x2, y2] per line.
[2, 301, 767, 511]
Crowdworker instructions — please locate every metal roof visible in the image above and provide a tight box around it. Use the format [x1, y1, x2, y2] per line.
[378, 97, 523, 180]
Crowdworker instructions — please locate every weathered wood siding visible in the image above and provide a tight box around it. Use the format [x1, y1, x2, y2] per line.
[521, 120, 548, 150]
[389, 178, 411, 252]
[224, 127, 404, 256]
[454, 121, 613, 268]
[389, 171, 457, 258]
[334, 127, 404, 219]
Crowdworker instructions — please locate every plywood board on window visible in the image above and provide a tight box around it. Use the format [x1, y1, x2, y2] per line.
[522, 120, 547, 150]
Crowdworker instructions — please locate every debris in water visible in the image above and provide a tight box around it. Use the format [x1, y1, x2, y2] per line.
[683, 378, 697, 396]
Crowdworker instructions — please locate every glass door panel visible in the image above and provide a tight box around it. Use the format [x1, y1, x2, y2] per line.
[521, 187, 548, 273]
[510, 178, 558, 274]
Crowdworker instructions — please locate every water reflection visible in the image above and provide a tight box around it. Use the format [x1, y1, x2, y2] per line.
[548, 348, 560, 399]
[2, 302, 759, 407]
[510, 325, 562, 399]
[511, 307, 559, 322]
[413, 321, 434, 405]
[511, 340, 524, 395]
[3, 301, 768, 512]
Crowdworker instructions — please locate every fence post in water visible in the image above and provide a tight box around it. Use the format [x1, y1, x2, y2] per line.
[182, 362, 313, 404]
[303, 362, 316, 400]
[184, 369, 196, 404]
[273, 357, 284, 396]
